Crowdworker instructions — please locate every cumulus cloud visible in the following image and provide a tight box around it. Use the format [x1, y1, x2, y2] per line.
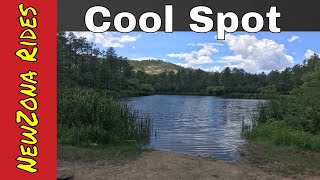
[174, 63, 191, 68]
[73, 32, 140, 48]
[287, 35, 300, 43]
[304, 49, 315, 59]
[74, 32, 94, 41]
[167, 43, 219, 67]
[220, 34, 294, 73]
[203, 66, 223, 72]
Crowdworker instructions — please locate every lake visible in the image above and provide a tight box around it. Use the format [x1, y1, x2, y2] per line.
[124, 95, 265, 162]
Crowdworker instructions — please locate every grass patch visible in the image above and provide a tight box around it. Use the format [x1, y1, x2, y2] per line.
[58, 142, 142, 162]
[245, 121, 320, 151]
[241, 142, 320, 176]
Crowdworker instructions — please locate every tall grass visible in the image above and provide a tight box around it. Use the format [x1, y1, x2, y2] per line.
[58, 88, 152, 145]
[245, 121, 320, 151]
[243, 97, 320, 151]
[256, 97, 289, 123]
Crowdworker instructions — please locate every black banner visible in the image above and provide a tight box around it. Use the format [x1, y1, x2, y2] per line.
[58, 0, 320, 31]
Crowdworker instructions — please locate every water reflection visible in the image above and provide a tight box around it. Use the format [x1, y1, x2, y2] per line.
[125, 95, 264, 162]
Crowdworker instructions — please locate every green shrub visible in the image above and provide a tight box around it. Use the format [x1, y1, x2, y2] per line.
[245, 121, 320, 151]
[58, 88, 152, 145]
[257, 97, 290, 123]
[139, 84, 155, 95]
[206, 86, 224, 96]
[245, 55, 320, 150]
[288, 65, 320, 134]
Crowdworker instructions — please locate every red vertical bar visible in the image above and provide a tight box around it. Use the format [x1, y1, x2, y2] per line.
[1, 0, 56, 179]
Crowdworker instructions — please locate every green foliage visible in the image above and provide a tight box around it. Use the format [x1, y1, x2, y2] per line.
[131, 59, 309, 97]
[58, 32, 138, 94]
[58, 143, 142, 162]
[224, 93, 269, 99]
[245, 55, 320, 150]
[257, 55, 320, 133]
[289, 57, 320, 134]
[58, 88, 152, 145]
[245, 121, 320, 151]
[139, 84, 155, 95]
[258, 85, 279, 97]
[257, 97, 290, 123]
[206, 86, 224, 96]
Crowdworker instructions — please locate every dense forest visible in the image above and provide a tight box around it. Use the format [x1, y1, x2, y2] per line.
[58, 32, 318, 98]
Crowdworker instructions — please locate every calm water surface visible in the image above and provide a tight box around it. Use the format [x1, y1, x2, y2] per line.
[124, 95, 265, 162]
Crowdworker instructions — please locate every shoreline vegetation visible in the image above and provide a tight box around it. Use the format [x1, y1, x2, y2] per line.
[240, 54, 320, 177]
[58, 88, 152, 146]
[243, 55, 320, 150]
[57, 31, 320, 178]
[111, 90, 272, 99]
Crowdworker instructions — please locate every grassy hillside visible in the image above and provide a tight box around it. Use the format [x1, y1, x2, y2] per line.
[128, 60, 183, 75]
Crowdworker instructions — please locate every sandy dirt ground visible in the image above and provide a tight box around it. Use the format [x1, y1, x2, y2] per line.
[57, 150, 320, 180]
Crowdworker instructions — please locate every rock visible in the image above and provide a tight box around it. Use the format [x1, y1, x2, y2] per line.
[212, 174, 220, 178]
[57, 176, 73, 180]
[89, 142, 98, 147]
[57, 168, 74, 180]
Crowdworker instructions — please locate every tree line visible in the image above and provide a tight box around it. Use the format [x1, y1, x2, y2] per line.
[58, 32, 319, 98]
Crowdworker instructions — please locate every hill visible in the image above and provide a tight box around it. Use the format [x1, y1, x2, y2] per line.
[128, 60, 183, 75]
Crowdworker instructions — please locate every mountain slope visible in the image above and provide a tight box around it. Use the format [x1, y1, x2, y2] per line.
[128, 60, 183, 75]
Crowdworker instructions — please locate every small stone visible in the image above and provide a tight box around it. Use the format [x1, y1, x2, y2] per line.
[212, 174, 220, 178]
[57, 168, 74, 180]
[89, 142, 98, 147]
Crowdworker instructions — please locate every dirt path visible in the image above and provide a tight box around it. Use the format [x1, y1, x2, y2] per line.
[57, 150, 293, 180]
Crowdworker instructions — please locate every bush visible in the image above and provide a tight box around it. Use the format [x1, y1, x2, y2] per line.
[288, 64, 320, 134]
[245, 121, 320, 151]
[206, 86, 224, 96]
[139, 84, 155, 95]
[58, 88, 152, 145]
[245, 55, 320, 150]
[257, 97, 290, 123]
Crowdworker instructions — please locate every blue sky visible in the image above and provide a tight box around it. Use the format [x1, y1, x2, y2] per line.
[73, 31, 320, 73]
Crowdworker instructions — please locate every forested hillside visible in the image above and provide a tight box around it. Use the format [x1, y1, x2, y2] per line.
[129, 60, 182, 75]
[58, 32, 319, 98]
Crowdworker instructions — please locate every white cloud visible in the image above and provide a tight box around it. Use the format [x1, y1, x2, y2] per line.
[167, 43, 219, 67]
[287, 35, 300, 43]
[203, 66, 223, 72]
[174, 63, 191, 68]
[220, 34, 294, 73]
[304, 49, 315, 59]
[74, 32, 94, 41]
[73, 32, 140, 48]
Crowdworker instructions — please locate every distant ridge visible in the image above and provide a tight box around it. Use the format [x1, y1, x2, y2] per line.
[128, 60, 183, 75]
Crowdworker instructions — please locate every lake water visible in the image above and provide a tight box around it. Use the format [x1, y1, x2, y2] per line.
[124, 95, 265, 162]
